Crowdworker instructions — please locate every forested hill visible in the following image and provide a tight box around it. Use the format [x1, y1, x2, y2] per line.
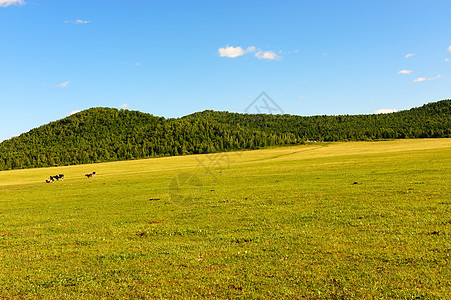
[0, 100, 450, 171]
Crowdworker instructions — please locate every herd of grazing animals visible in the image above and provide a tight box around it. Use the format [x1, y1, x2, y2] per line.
[45, 172, 96, 183]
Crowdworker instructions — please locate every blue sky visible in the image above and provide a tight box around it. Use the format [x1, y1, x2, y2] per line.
[1, 0, 450, 142]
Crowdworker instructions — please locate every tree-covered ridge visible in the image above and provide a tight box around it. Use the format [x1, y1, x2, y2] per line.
[0, 100, 450, 170]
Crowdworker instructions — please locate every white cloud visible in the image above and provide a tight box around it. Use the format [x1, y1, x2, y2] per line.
[405, 53, 415, 58]
[298, 95, 305, 99]
[413, 75, 441, 83]
[398, 70, 413, 74]
[67, 110, 81, 116]
[135, 62, 141, 66]
[448, 45, 451, 52]
[445, 58, 449, 62]
[374, 108, 398, 114]
[0, 0, 24, 7]
[65, 19, 90, 24]
[118, 104, 129, 109]
[218, 46, 247, 58]
[57, 81, 70, 88]
[218, 45, 282, 60]
[255, 50, 280, 60]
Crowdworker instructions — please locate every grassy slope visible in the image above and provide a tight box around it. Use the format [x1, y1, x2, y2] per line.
[0, 139, 450, 299]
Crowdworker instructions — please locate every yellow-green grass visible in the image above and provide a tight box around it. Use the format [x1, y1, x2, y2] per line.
[0, 139, 450, 299]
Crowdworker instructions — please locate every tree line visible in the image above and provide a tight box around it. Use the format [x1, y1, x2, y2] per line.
[0, 100, 449, 171]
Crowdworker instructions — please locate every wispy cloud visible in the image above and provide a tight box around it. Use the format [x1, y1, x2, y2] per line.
[430, 75, 441, 80]
[135, 62, 141, 66]
[374, 108, 398, 114]
[405, 53, 415, 58]
[295, 79, 312, 85]
[67, 110, 81, 116]
[445, 58, 449, 62]
[118, 104, 129, 109]
[218, 45, 281, 60]
[413, 75, 441, 83]
[448, 45, 451, 52]
[255, 50, 280, 60]
[65, 19, 91, 24]
[398, 70, 413, 74]
[57, 81, 70, 88]
[0, 0, 24, 7]
[246, 46, 257, 53]
[298, 95, 305, 99]
[278, 49, 299, 55]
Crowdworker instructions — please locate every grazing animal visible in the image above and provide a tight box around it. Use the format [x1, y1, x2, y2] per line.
[51, 174, 64, 181]
[46, 174, 64, 183]
[85, 172, 96, 178]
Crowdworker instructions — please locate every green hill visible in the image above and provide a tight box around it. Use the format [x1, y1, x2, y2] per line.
[0, 100, 450, 170]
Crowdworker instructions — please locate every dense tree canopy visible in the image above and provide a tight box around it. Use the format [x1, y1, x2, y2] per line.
[0, 100, 450, 171]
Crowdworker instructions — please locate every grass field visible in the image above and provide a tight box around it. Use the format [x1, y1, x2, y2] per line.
[0, 139, 450, 299]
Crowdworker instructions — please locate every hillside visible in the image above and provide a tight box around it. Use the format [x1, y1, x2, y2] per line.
[0, 100, 450, 170]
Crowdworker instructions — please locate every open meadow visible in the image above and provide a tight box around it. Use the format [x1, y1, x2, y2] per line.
[0, 139, 450, 299]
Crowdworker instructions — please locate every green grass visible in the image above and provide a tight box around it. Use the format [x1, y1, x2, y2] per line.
[0, 139, 450, 299]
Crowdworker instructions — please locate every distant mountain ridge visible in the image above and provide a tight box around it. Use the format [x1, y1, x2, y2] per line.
[0, 100, 450, 171]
